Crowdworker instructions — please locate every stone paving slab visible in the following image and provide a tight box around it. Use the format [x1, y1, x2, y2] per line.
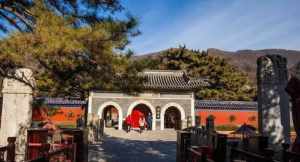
[88, 128, 177, 162]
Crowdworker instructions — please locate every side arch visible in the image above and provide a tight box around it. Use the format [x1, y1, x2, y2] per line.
[98, 101, 123, 130]
[127, 100, 156, 130]
[161, 102, 185, 130]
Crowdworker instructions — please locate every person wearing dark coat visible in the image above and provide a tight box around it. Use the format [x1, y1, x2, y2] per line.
[146, 113, 152, 130]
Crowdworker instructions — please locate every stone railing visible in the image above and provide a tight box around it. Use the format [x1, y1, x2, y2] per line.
[176, 115, 300, 162]
[177, 116, 227, 162]
[26, 128, 85, 162]
[26, 143, 76, 162]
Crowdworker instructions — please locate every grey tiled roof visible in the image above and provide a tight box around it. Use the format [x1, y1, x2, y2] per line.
[140, 70, 210, 90]
[35, 97, 87, 105]
[196, 100, 257, 111]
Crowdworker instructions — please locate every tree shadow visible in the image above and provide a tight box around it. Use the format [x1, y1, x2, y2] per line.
[88, 134, 177, 162]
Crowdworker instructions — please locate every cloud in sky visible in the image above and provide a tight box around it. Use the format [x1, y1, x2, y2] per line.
[123, 0, 300, 54]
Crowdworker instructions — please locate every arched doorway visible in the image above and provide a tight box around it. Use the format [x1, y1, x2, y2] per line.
[127, 100, 156, 130]
[102, 105, 119, 128]
[161, 103, 185, 130]
[129, 104, 152, 130]
[164, 107, 181, 130]
[98, 102, 123, 130]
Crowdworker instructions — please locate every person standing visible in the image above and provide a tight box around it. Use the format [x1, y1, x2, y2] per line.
[146, 113, 152, 130]
[98, 118, 104, 140]
[91, 116, 98, 142]
[76, 114, 84, 128]
[139, 116, 145, 134]
[125, 115, 132, 133]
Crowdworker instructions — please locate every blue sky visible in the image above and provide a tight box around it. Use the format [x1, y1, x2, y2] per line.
[122, 0, 300, 55]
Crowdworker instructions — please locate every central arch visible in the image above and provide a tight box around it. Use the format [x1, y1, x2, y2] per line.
[127, 100, 156, 130]
[161, 103, 185, 130]
[98, 101, 123, 130]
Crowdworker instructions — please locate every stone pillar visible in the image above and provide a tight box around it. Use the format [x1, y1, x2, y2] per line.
[87, 92, 95, 143]
[87, 113, 97, 143]
[279, 63, 291, 144]
[206, 115, 215, 146]
[286, 62, 300, 153]
[0, 68, 34, 162]
[191, 92, 196, 127]
[257, 55, 290, 146]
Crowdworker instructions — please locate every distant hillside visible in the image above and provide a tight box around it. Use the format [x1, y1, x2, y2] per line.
[207, 48, 300, 82]
[136, 48, 300, 83]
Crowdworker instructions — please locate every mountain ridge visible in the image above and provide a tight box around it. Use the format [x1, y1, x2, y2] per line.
[135, 48, 300, 83]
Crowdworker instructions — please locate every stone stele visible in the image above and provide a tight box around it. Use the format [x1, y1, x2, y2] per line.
[0, 68, 35, 162]
[257, 55, 290, 146]
[286, 62, 300, 153]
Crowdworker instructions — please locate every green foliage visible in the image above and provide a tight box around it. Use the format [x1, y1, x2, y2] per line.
[216, 124, 239, 131]
[32, 99, 60, 116]
[0, 2, 140, 98]
[57, 124, 76, 129]
[32, 99, 46, 109]
[0, 0, 127, 33]
[139, 46, 256, 101]
[0, 0, 34, 32]
[46, 106, 61, 117]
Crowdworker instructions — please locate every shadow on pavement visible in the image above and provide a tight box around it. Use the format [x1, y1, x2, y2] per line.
[88, 133, 177, 162]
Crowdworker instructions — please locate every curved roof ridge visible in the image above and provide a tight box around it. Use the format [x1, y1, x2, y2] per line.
[195, 100, 257, 110]
[142, 70, 185, 76]
[34, 97, 87, 105]
[198, 100, 257, 104]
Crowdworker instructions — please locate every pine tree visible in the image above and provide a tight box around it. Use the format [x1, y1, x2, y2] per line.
[0, 1, 140, 98]
[0, 0, 129, 33]
[139, 47, 256, 101]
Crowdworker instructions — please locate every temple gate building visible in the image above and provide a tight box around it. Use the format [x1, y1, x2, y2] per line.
[88, 70, 209, 130]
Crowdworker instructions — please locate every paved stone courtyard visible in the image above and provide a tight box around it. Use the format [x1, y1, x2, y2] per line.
[88, 128, 177, 162]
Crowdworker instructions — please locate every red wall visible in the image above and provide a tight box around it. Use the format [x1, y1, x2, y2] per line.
[197, 110, 258, 127]
[32, 106, 84, 127]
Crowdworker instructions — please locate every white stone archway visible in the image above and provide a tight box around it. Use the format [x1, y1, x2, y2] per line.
[161, 102, 185, 130]
[98, 101, 123, 130]
[127, 100, 156, 130]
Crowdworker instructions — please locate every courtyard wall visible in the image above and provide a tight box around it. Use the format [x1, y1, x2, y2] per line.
[88, 91, 194, 130]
